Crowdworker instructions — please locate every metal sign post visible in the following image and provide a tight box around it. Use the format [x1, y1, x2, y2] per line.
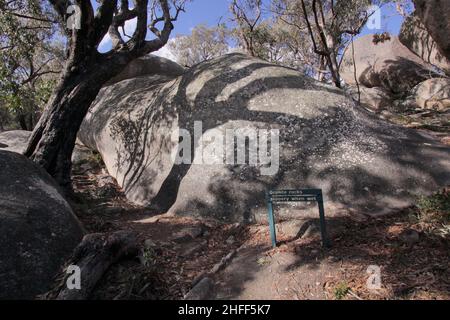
[266, 189, 331, 248]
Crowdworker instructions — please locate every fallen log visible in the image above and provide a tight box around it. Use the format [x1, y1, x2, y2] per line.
[56, 230, 139, 300]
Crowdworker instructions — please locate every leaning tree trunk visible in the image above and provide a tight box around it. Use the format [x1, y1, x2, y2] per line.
[24, 54, 131, 189]
[21, 0, 180, 190]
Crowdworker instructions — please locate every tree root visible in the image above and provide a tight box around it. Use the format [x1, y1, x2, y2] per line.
[55, 230, 139, 300]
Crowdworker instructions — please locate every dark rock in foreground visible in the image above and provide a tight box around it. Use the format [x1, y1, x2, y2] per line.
[399, 15, 450, 75]
[0, 150, 84, 299]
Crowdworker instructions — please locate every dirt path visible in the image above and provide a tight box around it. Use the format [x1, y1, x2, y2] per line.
[67, 155, 449, 300]
[69, 163, 249, 299]
[213, 212, 450, 300]
[213, 245, 336, 300]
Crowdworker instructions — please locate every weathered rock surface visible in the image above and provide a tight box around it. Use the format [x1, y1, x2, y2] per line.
[406, 78, 450, 110]
[341, 35, 439, 94]
[80, 53, 450, 222]
[184, 277, 214, 300]
[399, 15, 450, 74]
[347, 86, 393, 112]
[0, 130, 94, 165]
[413, 0, 450, 62]
[0, 150, 84, 299]
[107, 54, 186, 85]
[0, 130, 31, 153]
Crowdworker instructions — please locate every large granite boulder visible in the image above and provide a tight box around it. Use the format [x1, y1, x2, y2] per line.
[346, 86, 394, 112]
[340, 35, 439, 94]
[413, 0, 450, 62]
[0, 130, 94, 165]
[106, 54, 186, 85]
[399, 15, 450, 75]
[0, 150, 84, 299]
[80, 53, 450, 222]
[406, 77, 450, 110]
[0, 130, 31, 153]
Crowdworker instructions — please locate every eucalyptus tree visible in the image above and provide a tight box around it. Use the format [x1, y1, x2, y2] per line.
[229, 0, 264, 57]
[18, 0, 187, 189]
[168, 23, 229, 67]
[0, 0, 63, 130]
[272, 0, 387, 87]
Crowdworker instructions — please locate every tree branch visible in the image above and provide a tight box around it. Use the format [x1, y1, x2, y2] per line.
[300, 0, 326, 56]
[140, 0, 184, 54]
[92, 0, 118, 47]
[0, 10, 56, 23]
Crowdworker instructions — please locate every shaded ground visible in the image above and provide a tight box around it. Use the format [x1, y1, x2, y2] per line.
[379, 108, 450, 146]
[67, 160, 248, 299]
[215, 207, 449, 300]
[50, 103, 450, 301]
[62, 155, 449, 300]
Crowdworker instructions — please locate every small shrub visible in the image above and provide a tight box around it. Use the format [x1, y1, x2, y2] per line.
[416, 190, 450, 225]
[88, 152, 104, 167]
[334, 282, 350, 300]
[141, 247, 157, 268]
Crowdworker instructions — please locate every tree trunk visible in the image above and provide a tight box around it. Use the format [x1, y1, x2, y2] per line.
[17, 114, 28, 131]
[316, 56, 326, 81]
[325, 54, 341, 88]
[25, 54, 131, 189]
[55, 231, 139, 300]
[25, 76, 97, 187]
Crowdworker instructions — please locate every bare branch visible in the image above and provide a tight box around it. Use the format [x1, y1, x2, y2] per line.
[132, 0, 150, 45]
[92, 0, 118, 47]
[0, 10, 56, 23]
[108, 24, 125, 49]
[300, 0, 326, 56]
[141, 0, 185, 54]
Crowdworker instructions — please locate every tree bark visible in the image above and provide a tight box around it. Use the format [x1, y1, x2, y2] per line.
[55, 231, 139, 300]
[24, 53, 132, 188]
[316, 56, 325, 81]
[17, 114, 28, 131]
[24, 0, 180, 189]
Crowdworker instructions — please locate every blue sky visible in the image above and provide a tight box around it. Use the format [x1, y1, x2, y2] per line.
[171, 0, 408, 36]
[97, 0, 412, 55]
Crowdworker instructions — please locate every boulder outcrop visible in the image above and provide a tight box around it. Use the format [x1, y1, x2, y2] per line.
[413, 0, 450, 62]
[399, 15, 450, 74]
[106, 54, 186, 85]
[80, 53, 450, 221]
[340, 35, 438, 94]
[406, 77, 450, 110]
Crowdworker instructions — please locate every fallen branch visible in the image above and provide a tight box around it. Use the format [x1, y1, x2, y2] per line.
[56, 230, 139, 300]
